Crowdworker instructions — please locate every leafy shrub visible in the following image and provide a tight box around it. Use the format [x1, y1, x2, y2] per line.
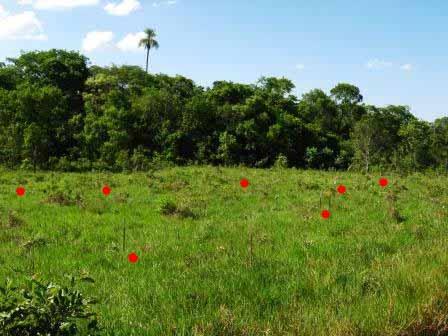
[274, 154, 288, 169]
[54, 156, 73, 172]
[71, 159, 92, 172]
[0, 276, 100, 335]
[150, 153, 173, 170]
[115, 150, 130, 172]
[305, 146, 335, 169]
[19, 158, 34, 171]
[130, 147, 151, 171]
[217, 131, 239, 165]
[305, 147, 318, 168]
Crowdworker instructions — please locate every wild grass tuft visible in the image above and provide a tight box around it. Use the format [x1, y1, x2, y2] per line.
[158, 197, 197, 219]
[43, 189, 83, 206]
[4, 211, 26, 228]
[400, 294, 448, 336]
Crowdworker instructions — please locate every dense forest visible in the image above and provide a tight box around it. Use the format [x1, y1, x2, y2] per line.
[0, 49, 447, 172]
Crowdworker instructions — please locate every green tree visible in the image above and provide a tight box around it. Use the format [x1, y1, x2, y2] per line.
[351, 111, 382, 172]
[8, 49, 89, 111]
[431, 117, 448, 170]
[6, 50, 89, 163]
[82, 73, 133, 165]
[351, 105, 415, 171]
[0, 48, 446, 172]
[398, 120, 433, 170]
[330, 83, 366, 138]
[15, 84, 67, 169]
[139, 28, 159, 73]
[23, 123, 47, 172]
[330, 83, 363, 105]
[298, 89, 339, 134]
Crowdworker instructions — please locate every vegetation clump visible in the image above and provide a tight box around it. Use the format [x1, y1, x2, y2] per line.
[158, 198, 178, 216]
[0, 276, 100, 336]
[44, 189, 83, 207]
[385, 189, 405, 223]
[158, 197, 197, 219]
[6, 211, 26, 229]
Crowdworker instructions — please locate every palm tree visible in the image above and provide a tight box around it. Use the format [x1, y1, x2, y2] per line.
[139, 28, 159, 73]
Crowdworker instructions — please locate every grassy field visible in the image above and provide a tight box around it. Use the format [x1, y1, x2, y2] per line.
[0, 166, 448, 335]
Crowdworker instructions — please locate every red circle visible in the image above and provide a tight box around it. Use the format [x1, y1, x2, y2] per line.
[16, 187, 26, 197]
[337, 185, 347, 194]
[240, 178, 249, 189]
[128, 252, 139, 264]
[379, 178, 389, 188]
[321, 210, 331, 219]
[102, 185, 111, 196]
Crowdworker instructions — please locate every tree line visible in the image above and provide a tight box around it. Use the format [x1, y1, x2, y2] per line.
[0, 49, 447, 172]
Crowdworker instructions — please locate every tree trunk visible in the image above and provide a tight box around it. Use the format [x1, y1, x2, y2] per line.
[365, 148, 370, 173]
[145, 48, 150, 73]
[32, 147, 37, 173]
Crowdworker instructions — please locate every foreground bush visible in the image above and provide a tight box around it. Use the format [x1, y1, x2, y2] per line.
[0, 276, 100, 336]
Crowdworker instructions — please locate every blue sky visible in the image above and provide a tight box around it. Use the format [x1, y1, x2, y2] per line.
[0, 0, 447, 121]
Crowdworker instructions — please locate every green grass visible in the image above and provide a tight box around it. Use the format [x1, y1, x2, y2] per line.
[1, 166, 448, 335]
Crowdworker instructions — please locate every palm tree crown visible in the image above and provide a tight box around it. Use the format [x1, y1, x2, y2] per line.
[139, 28, 159, 73]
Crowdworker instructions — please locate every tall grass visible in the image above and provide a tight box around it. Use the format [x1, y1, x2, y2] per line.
[0, 167, 447, 335]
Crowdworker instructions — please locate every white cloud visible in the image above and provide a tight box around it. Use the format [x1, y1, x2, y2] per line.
[0, 10, 47, 40]
[20, 0, 100, 10]
[0, 5, 9, 17]
[82, 31, 152, 53]
[82, 31, 115, 52]
[105, 0, 141, 16]
[17, 0, 33, 5]
[400, 63, 413, 71]
[152, 0, 177, 7]
[366, 59, 393, 70]
[116, 32, 145, 52]
[295, 64, 305, 71]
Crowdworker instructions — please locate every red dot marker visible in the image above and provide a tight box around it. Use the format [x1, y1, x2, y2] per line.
[128, 252, 139, 264]
[240, 178, 249, 189]
[337, 185, 347, 194]
[16, 187, 26, 197]
[379, 178, 389, 188]
[321, 210, 331, 219]
[102, 185, 111, 196]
